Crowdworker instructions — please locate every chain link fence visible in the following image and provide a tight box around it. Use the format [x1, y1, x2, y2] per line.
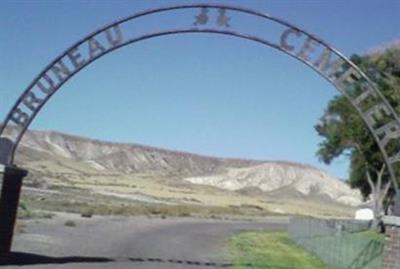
[289, 217, 385, 269]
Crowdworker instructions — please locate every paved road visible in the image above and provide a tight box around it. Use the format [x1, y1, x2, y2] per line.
[1, 215, 288, 269]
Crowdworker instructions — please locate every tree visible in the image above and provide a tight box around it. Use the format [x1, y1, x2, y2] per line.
[315, 45, 400, 222]
[366, 164, 391, 228]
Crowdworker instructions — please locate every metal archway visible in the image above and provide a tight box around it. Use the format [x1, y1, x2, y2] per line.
[1, 4, 399, 194]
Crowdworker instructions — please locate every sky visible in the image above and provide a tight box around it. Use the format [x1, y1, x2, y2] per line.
[0, 0, 399, 179]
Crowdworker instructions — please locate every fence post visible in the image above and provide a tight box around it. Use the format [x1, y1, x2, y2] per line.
[382, 216, 400, 269]
[0, 165, 27, 254]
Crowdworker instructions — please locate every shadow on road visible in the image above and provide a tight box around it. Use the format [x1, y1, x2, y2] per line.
[0, 252, 112, 266]
[0, 252, 236, 267]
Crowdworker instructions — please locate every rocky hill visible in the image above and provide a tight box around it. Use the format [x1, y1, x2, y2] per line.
[184, 162, 361, 206]
[14, 129, 259, 176]
[7, 128, 362, 207]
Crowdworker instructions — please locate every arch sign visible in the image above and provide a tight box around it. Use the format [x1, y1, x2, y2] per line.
[1, 4, 400, 194]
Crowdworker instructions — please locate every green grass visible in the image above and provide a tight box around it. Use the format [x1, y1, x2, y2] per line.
[358, 230, 385, 241]
[230, 231, 331, 269]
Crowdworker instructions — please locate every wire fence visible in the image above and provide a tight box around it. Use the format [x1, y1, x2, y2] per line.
[289, 217, 385, 269]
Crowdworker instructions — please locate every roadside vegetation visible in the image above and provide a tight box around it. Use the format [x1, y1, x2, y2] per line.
[17, 167, 355, 220]
[18, 187, 274, 219]
[19, 183, 356, 220]
[230, 231, 331, 269]
[19, 192, 270, 219]
[17, 201, 54, 219]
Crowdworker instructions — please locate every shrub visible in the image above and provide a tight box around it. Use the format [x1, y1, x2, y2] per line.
[81, 209, 94, 218]
[64, 220, 76, 227]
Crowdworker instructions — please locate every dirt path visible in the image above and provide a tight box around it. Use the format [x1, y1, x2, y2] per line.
[1, 214, 288, 268]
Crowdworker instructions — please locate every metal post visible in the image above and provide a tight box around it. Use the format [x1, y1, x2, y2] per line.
[0, 165, 27, 254]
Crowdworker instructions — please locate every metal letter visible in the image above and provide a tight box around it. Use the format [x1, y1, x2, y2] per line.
[334, 67, 359, 93]
[9, 108, 29, 127]
[353, 84, 377, 106]
[50, 60, 71, 83]
[297, 37, 319, 62]
[375, 120, 400, 147]
[280, 28, 301, 52]
[22, 92, 43, 112]
[314, 47, 332, 70]
[36, 74, 55, 94]
[364, 103, 391, 127]
[88, 37, 106, 60]
[106, 25, 123, 47]
[314, 48, 345, 79]
[67, 47, 86, 69]
[335, 67, 378, 107]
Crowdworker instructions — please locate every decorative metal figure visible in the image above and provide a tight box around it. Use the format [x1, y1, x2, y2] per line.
[216, 8, 230, 27]
[194, 7, 209, 26]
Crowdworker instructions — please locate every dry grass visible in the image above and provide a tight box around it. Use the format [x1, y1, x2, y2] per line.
[18, 155, 356, 218]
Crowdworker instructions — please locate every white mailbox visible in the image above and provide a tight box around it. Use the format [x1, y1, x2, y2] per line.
[355, 208, 374, 221]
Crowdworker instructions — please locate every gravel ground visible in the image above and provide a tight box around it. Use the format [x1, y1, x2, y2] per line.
[1, 213, 288, 269]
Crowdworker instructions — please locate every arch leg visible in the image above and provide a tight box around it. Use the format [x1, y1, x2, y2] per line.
[0, 165, 27, 254]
